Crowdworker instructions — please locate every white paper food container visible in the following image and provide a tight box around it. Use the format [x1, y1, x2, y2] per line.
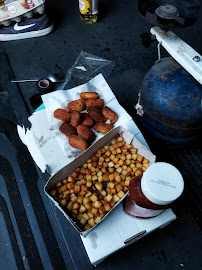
[44, 126, 156, 236]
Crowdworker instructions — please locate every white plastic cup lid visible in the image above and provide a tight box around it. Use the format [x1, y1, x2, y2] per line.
[141, 162, 184, 205]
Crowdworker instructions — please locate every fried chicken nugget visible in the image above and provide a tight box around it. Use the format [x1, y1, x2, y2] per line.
[54, 109, 71, 122]
[85, 99, 104, 108]
[69, 135, 88, 151]
[87, 106, 106, 122]
[80, 92, 99, 100]
[59, 122, 77, 138]
[80, 112, 94, 127]
[70, 110, 82, 128]
[102, 106, 117, 124]
[77, 125, 95, 142]
[93, 122, 114, 133]
[67, 99, 85, 112]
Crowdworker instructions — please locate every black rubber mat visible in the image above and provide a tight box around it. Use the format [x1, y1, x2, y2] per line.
[0, 195, 25, 270]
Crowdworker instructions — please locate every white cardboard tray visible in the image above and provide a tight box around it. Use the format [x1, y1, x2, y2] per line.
[44, 126, 156, 237]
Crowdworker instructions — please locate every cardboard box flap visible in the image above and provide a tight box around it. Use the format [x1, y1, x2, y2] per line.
[131, 135, 156, 163]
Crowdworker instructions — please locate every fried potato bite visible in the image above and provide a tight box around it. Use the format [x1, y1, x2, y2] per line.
[87, 106, 106, 122]
[81, 113, 94, 127]
[85, 99, 104, 108]
[54, 109, 71, 122]
[80, 92, 99, 100]
[93, 122, 114, 133]
[67, 99, 85, 112]
[77, 125, 95, 142]
[59, 122, 77, 138]
[69, 135, 88, 151]
[102, 106, 117, 124]
[70, 110, 82, 128]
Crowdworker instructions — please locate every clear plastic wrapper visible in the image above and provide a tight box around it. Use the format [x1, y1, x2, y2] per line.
[59, 51, 115, 90]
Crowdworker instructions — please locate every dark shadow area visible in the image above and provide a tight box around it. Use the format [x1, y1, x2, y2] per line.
[98, 0, 117, 21]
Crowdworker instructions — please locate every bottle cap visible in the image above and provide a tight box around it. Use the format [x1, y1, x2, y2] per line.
[141, 162, 184, 205]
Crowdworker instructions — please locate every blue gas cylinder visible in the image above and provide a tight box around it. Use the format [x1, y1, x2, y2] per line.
[139, 57, 202, 144]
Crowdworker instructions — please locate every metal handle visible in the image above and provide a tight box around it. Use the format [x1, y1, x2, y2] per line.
[150, 26, 202, 85]
[11, 79, 38, 83]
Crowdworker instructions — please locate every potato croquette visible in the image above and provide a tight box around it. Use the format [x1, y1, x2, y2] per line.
[54, 109, 71, 122]
[102, 106, 117, 124]
[59, 123, 77, 138]
[67, 99, 85, 112]
[85, 99, 104, 108]
[80, 92, 99, 100]
[77, 125, 95, 142]
[70, 110, 82, 128]
[87, 106, 106, 122]
[93, 122, 114, 133]
[81, 112, 94, 127]
[69, 135, 88, 151]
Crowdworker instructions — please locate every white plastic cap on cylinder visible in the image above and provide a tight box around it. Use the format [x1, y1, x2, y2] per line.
[141, 162, 184, 206]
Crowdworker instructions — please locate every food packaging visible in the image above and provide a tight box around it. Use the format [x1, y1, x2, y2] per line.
[44, 126, 156, 236]
[0, 0, 44, 24]
[17, 73, 148, 175]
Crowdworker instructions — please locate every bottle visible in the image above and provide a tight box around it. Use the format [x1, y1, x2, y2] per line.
[123, 162, 184, 218]
[79, 0, 98, 24]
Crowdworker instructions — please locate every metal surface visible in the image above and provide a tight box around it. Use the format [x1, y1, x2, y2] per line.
[155, 4, 179, 20]
[138, 0, 200, 28]
[150, 26, 202, 85]
[12, 79, 39, 82]
[193, 55, 201, 62]
[11, 73, 65, 83]
[155, 41, 162, 63]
